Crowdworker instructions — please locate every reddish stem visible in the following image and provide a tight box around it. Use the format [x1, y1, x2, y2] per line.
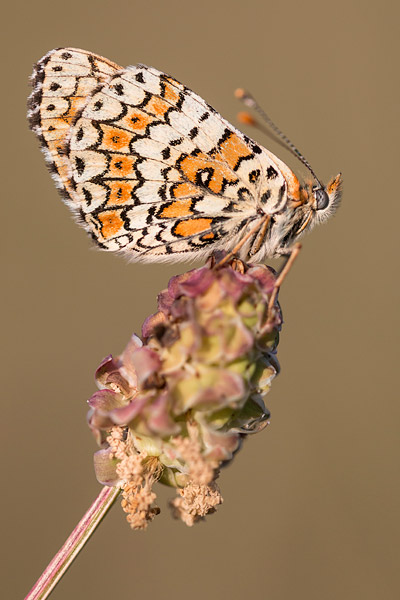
[25, 485, 121, 600]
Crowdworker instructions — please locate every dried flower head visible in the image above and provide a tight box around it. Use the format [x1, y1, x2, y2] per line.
[87, 254, 282, 527]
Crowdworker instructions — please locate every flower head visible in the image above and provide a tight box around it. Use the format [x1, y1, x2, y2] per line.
[88, 254, 282, 527]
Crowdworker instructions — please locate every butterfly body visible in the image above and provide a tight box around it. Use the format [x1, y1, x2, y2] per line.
[28, 48, 341, 263]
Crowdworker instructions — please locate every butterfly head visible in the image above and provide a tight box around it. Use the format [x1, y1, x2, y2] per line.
[309, 173, 342, 224]
[283, 173, 342, 246]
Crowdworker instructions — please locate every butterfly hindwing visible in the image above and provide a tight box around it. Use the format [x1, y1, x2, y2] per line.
[28, 48, 121, 204]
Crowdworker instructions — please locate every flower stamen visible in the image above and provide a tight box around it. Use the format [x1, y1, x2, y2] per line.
[107, 426, 161, 530]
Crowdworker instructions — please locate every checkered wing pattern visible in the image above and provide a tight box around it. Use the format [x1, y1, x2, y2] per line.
[28, 48, 121, 204]
[29, 49, 290, 261]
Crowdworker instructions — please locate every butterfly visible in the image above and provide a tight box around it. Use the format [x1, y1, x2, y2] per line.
[28, 48, 342, 263]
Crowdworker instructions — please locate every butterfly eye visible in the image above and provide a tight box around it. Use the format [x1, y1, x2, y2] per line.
[313, 187, 329, 211]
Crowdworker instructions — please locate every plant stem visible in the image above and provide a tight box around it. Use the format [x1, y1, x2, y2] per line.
[25, 485, 121, 600]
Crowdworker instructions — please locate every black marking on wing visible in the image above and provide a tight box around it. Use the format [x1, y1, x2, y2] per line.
[267, 166, 278, 179]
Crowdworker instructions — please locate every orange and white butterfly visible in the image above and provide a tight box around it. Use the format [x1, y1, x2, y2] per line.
[28, 48, 341, 263]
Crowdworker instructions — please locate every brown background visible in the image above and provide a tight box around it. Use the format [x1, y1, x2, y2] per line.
[2, 1, 399, 598]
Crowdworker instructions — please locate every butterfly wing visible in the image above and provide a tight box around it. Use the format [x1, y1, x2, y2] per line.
[28, 48, 121, 202]
[29, 50, 289, 261]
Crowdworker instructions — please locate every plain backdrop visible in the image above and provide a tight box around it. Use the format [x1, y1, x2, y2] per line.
[2, 1, 399, 599]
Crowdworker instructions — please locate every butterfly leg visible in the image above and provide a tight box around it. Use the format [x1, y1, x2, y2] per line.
[216, 215, 270, 267]
[263, 242, 302, 331]
[249, 214, 272, 257]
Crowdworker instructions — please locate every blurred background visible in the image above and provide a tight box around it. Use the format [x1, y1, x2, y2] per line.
[2, 1, 399, 598]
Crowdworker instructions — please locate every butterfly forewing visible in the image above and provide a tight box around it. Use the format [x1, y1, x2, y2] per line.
[29, 48, 300, 261]
[66, 64, 286, 258]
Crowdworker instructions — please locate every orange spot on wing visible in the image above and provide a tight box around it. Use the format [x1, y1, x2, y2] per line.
[46, 139, 67, 158]
[100, 125, 133, 152]
[43, 117, 70, 140]
[160, 199, 193, 218]
[145, 95, 171, 118]
[218, 132, 252, 170]
[286, 173, 301, 202]
[172, 182, 199, 198]
[163, 81, 180, 104]
[201, 232, 215, 240]
[179, 152, 237, 194]
[174, 218, 213, 237]
[98, 211, 125, 238]
[165, 76, 183, 90]
[119, 107, 155, 132]
[106, 181, 138, 205]
[108, 155, 136, 177]
[269, 154, 302, 202]
[68, 97, 86, 120]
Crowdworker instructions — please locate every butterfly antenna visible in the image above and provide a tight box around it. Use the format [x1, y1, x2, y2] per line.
[235, 88, 324, 189]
